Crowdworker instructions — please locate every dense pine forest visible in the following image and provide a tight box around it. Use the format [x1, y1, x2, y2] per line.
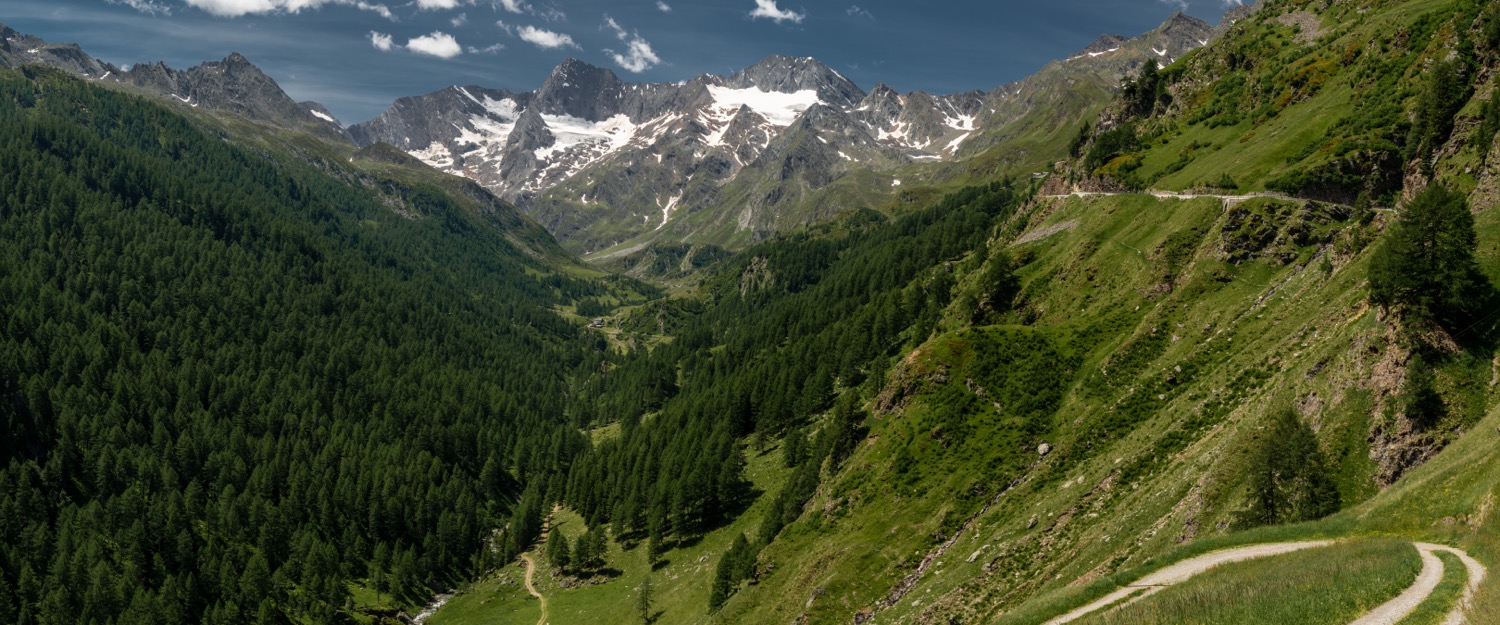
[0, 66, 623, 624]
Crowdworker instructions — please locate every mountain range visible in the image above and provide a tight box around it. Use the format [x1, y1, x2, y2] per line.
[3, 12, 1216, 255]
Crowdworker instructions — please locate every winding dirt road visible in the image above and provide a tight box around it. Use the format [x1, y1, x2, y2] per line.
[1042, 540, 1487, 625]
[519, 553, 547, 625]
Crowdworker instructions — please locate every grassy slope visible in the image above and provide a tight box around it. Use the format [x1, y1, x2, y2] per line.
[1108, 0, 1496, 202]
[713, 184, 1495, 624]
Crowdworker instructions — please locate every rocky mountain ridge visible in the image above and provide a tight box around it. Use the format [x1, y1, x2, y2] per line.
[350, 13, 1216, 253]
[1, 12, 1217, 254]
[0, 21, 348, 141]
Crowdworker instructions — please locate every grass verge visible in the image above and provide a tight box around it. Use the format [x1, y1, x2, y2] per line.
[1070, 538, 1420, 625]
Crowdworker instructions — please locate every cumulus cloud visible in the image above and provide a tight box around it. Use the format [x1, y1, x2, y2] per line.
[602, 16, 661, 73]
[451, 12, 467, 26]
[369, 31, 395, 51]
[108, 0, 173, 15]
[846, 4, 872, 19]
[468, 42, 505, 53]
[183, 0, 399, 17]
[517, 25, 579, 49]
[496, 0, 526, 13]
[1157, 0, 1189, 10]
[749, 0, 804, 23]
[655, 1, 671, 11]
[416, 0, 463, 8]
[608, 38, 661, 73]
[407, 31, 464, 58]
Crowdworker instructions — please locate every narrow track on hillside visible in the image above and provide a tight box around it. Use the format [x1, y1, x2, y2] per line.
[1041, 541, 1487, 625]
[1039, 190, 1396, 212]
[519, 553, 547, 625]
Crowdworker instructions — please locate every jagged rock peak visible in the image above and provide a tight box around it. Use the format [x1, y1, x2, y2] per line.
[1156, 11, 1212, 35]
[867, 82, 898, 97]
[1079, 34, 1131, 56]
[544, 58, 618, 86]
[728, 54, 865, 108]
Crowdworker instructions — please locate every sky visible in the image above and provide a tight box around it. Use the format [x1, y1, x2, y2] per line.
[2, 0, 1242, 124]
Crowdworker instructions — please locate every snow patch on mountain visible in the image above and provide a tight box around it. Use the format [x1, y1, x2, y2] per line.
[657, 193, 682, 230]
[706, 85, 820, 126]
[412, 142, 454, 169]
[534, 113, 638, 161]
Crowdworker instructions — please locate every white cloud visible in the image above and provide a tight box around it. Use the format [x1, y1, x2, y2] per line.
[468, 42, 505, 53]
[353, 1, 393, 19]
[846, 4, 872, 19]
[608, 39, 661, 72]
[602, 16, 661, 73]
[655, 1, 671, 11]
[369, 31, 395, 51]
[496, 19, 515, 34]
[1221, 0, 1244, 5]
[108, 0, 172, 15]
[407, 31, 464, 58]
[604, 16, 627, 38]
[451, 12, 467, 26]
[517, 25, 579, 49]
[184, 0, 401, 17]
[1158, 0, 1189, 10]
[748, 0, 804, 23]
[417, 0, 462, 8]
[492, 0, 563, 20]
[184, 0, 283, 16]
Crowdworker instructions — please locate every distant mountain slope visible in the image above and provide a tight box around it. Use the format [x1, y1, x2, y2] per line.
[0, 21, 348, 141]
[349, 14, 1217, 254]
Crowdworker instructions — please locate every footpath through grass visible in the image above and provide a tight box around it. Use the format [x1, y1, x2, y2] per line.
[1396, 551, 1467, 625]
[1070, 539, 1420, 625]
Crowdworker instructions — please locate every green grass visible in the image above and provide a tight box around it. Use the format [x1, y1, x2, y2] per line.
[1396, 551, 1467, 625]
[1070, 539, 1419, 625]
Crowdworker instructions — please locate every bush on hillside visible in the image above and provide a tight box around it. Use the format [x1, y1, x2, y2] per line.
[1085, 123, 1138, 172]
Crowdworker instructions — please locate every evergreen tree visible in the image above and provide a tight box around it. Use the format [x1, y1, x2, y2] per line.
[1401, 354, 1445, 428]
[545, 530, 571, 574]
[780, 422, 804, 467]
[972, 252, 1021, 323]
[636, 575, 654, 624]
[1369, 183, 1487, 330]
[1240, 407, 1340, 527]
[571, 531, 595, 575]
[1407, 51, 1474, 167]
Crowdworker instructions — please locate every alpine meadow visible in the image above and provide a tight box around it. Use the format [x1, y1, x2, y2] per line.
[4, 0, 1500, 624]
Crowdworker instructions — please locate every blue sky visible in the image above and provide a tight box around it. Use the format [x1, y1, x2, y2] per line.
[3, 0, 1240, 123]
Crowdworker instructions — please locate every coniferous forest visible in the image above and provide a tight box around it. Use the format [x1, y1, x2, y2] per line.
[0, 67, 612, 624]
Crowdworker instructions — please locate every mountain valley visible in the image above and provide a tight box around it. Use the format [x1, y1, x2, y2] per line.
[4, 0, 1500, 624]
